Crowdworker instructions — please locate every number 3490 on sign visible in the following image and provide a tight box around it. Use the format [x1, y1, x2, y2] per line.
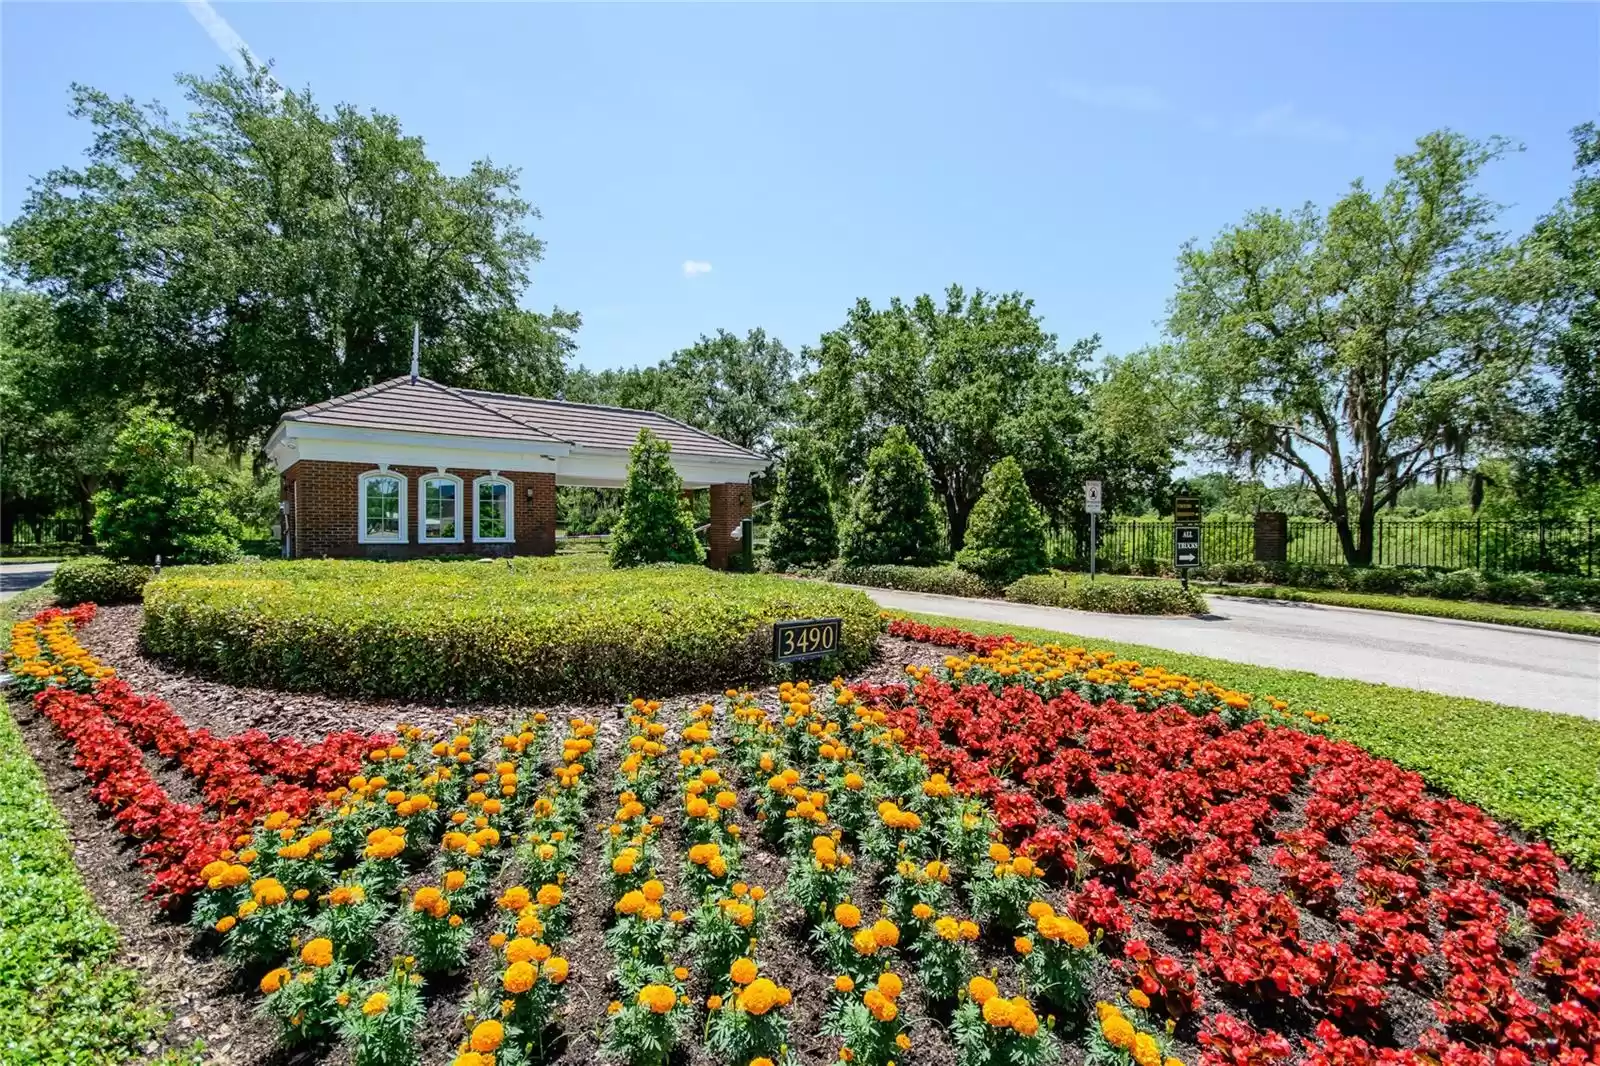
[773, 618, 842, 663]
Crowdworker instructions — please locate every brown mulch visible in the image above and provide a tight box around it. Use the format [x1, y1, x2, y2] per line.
[13, 606, 952, 1065]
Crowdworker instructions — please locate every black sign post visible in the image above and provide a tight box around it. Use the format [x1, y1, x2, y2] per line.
[773, 618, 843, 663]
[1173, 495, 1202, 590]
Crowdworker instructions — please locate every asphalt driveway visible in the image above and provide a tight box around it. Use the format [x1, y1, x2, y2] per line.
[0, 560, 59, 601]
[857, 585, 1600, 720]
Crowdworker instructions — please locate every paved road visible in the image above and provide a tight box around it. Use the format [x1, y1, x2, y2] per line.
[857, 585, 1600, 720]
[0, 560, 59, 601]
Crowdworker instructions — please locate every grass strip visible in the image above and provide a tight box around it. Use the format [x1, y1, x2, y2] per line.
[1199, 583, 1600, 637]
[0, 696, 166, 1064]
[889, 609, 1600, 880]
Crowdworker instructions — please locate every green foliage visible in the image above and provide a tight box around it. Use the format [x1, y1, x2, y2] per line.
[765, 447, 837, 569]
[0, 700, 167, 1063]
[1522, 123, 1600, 485]
[569, 328, 798, 456]
[51, 556, 153, 606]
[955, 457, 1048, 585]
[815, 564, 1001, 599]
[1188, 560, 1600, 609]
[609, 430, 704, 567]
[1169, 132, 1528, 566]
[90, 411, 243, 564]
[140, 555, 884, 703]
[804, 285, 1130, 546]
[1203, 584, 1600, 637]
[841, 427, 942, 566]
[3, 62, 576, 453]
[895, 607, 1600, 879]
[558, 487, 621, 536]
[1005, 574, 1208, 615]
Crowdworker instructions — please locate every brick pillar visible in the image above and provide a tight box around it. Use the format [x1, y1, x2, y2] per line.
[1254, 511, 1288, 563]
[707, 482, 753, 570]
[515, 472, 557, 556]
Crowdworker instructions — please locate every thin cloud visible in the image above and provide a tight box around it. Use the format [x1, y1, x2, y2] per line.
[1052, 79, 1168, 114]
[1237, 103, 1350, 145]
[682, 260, 713, 278]
[184, 0, 259, 71]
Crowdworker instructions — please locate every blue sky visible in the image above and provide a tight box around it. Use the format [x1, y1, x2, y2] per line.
[4, 3, 1596, 372]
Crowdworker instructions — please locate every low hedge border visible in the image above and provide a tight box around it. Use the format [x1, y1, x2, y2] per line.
[1079, 557, 1600, 609]
[51, 557, 152, 607]
[888, 609, 1600, 879]
[1005, 573, 1208, 615]
[1202, 584, 1600, 637]
[0, 699, 166, 1063]
[140, 556, 885, 703]
[801, 562, 1003, 599]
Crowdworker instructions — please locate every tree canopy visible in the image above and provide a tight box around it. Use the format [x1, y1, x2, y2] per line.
[1168, 131, 1529, 564]
[3, 61, 578, 454]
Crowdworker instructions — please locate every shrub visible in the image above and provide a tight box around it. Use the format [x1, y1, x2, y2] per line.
[1005, 574, 1207, 615]
[140, 556, 884, 702]
[954, 457, 1048, 586]
[610, 430, 704, 568]
[818, 563, 1002, 598]
[1418, 569, 1485, 600]
[52, 557, 152, 606]
[90, 410, 243, 565]
[841, 427, 943, 567]
[765, 448, 837, 569]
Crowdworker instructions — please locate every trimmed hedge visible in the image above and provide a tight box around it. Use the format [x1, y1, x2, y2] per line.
[815, 563, 1002, 599]
[0, 700, 165, 1062]
[1087, 557, 1600, 609]
[51, 557, 152, 607]
[140, 556, 884, 703]
[1005, 573, 1208, 615]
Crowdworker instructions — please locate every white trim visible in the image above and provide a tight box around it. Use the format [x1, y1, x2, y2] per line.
[358, 469, 408, 544]
[472, 475, 515, 543]
[417, 473, 465, 543]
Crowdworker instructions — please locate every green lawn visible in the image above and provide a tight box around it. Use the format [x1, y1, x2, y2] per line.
[892, 609, 1600, 879]
[0, 698, 166, 1064]
[1198, 582, 1600, 637]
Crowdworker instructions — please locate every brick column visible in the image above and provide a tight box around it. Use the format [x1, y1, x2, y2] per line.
[707, 482, 753, 570]
[1254, 511, 1288, 563]
[514, 472, 557, 556]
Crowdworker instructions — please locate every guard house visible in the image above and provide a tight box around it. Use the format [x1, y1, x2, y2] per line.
[266, 376, 767, 568]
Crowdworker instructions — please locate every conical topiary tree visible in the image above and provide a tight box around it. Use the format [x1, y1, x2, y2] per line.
[841, 426, 942, 566]
[765, 447, 838, 569]
[610, 428, 705, 567]
[954, 455, 1048, 585]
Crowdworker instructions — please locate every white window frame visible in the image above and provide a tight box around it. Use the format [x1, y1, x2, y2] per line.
[472, 474, 515, 543]
[417, 472, 464, 544]
[358, 468, 408, 544]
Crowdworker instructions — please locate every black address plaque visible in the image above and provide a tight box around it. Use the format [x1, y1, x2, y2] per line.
[773, 617, 842, 663]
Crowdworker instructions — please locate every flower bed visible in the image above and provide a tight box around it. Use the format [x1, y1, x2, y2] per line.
[8, 605, 1598, 1066]
[141, 556, 885, 703]
[866, 619, 1600, 1066]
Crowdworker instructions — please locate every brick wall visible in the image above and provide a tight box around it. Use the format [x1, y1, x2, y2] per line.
[280, 460, 555, 559]
[1254, 511, 1289, 563]
[707, 481, 753, 570]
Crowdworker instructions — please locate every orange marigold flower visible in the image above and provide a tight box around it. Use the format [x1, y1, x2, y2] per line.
[469, 1019, 504, 1052]
[300, 938, 334, 967]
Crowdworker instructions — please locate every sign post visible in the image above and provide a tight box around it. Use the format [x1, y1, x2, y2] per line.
[1173, 494, 1202, 590]
[1084, 480, 1103, 580]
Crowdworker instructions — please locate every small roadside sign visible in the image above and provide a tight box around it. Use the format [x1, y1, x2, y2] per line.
[1174, 525, 1202, 568]
[1174, 495, 1202, 525]
[1084, 480, 1103, 515]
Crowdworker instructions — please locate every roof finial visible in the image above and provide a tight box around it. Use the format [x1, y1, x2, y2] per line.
[410, 321, 420, 384]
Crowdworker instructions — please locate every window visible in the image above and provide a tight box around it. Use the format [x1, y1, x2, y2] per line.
[419, 474, 462, 542]
[474, 476, 514, 542]
[359, 471, 406, 543]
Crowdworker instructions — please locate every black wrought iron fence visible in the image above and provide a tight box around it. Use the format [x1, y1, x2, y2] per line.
[1044, 517, 1597, 576]
[5, 517, 86, 546]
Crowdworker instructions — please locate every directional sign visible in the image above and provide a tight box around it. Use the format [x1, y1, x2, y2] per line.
[1174, 525, 1202, 569]
[1174, 495, 1202, 525]
[1084, 480, 1103, 515]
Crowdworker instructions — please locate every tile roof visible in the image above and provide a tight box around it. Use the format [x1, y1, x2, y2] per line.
[459, 389, 766, 462]
[282, 377, 568, 445]
[281, 376, 765, 463]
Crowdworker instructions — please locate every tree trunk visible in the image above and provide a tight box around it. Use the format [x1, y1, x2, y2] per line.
[944, 493, 975, 553]
[1333, 508, 1376, 566]
[76, 475, 98, 545]
[0, 506, 15, 546]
